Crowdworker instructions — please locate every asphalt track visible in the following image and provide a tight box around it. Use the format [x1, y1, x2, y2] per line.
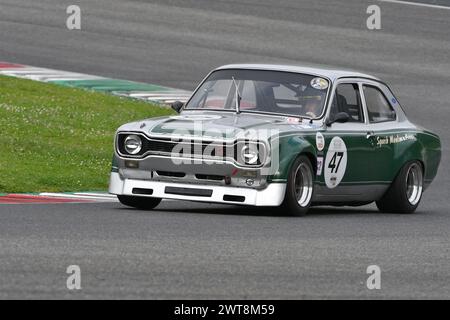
[0, 0, 449, 299]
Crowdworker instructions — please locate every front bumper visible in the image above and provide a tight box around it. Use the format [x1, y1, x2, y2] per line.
[109, 172, 286, 206]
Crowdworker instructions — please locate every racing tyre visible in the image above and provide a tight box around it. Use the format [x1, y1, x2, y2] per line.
[376, 161, 423, 214]
[282, 155, 314, 216]
[117, 195, 162, 210]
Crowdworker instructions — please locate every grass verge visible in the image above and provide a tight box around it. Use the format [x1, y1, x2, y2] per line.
[0, 75, 174, 193]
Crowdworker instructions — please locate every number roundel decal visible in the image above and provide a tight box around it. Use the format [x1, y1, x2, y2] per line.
[324, 136, 348, 189]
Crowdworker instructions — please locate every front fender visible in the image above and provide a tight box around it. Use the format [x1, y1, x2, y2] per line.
[268, 135, 317, 182]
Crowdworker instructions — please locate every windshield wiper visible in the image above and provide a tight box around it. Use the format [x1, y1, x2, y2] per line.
[231, 76, 241, 114]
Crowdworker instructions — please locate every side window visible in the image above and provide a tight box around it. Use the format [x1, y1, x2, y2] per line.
[363, 85, 396, 122]
[331, 83, 364, 123]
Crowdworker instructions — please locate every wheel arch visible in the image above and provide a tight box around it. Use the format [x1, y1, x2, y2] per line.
[395, 158, 426, 188]
[391, 132, 439, 189]
[269, 135, 317, 182]
[299, 152, 317, 176]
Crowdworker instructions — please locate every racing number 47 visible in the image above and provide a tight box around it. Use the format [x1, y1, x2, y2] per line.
[328, 152, 344, 173]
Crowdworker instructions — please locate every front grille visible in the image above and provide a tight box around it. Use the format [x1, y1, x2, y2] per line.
[118, 133, 235, 159]
[148, 139, 178, 153]
[149, 140, 233, 158]
[117, 133, 265, 167]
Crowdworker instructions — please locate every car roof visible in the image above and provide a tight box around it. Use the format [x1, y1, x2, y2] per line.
[215, 63, 380, 82]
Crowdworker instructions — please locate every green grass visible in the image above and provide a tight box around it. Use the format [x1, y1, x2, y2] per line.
[0, 75, 174, 193]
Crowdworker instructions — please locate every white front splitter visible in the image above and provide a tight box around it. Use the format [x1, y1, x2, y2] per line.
[109, 172, 285, 206]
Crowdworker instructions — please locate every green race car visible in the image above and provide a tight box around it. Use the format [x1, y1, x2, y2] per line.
[109, 64, 441, 216]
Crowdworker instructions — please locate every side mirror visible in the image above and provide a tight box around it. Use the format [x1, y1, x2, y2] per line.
[171, 101, 184, 113]
[326, 112, 350, 126]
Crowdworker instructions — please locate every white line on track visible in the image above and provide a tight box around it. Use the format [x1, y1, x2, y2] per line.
[73, 192, 117, 198]
[378, 0, 450, 10]
[39, 192, 119, 202]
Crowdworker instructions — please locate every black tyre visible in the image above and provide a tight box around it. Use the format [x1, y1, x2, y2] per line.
[282, 155, 315, 216]
[117, 195, 162, 210]
[376, 161, 423, 214]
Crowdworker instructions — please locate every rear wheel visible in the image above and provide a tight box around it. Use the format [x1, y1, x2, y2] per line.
[376, 161, 423, 214]
[282, 155, 314, 216]
[117, 195, 162, 210]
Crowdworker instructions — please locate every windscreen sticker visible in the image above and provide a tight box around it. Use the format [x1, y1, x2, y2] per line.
[324, 136, 347, 189]
[286, 117, 300, 124]
[310, 77, 329, 90]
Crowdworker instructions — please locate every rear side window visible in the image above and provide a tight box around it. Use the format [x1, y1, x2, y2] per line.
[363, 85, 396, 122]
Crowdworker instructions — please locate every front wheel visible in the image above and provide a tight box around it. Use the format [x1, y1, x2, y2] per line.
[282, 155, 315, 216]
[376, 161, 423, 214]
[117, 195, 162, 210]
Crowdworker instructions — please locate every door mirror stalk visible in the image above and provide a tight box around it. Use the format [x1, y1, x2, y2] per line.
[171, 101, 184, 113]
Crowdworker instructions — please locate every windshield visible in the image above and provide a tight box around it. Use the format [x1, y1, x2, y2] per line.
[184, 69, 330, 118]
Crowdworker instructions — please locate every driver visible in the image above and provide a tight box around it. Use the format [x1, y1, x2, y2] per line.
[301, 88, 325, 118]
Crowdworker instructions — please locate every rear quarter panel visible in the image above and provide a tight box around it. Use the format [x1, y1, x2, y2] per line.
[390, 129, 441, 189]
[416, 131, 441, 188]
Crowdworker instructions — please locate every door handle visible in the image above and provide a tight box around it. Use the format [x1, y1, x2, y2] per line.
[366, 131, 375, 139]
[366, 131, 377, 147]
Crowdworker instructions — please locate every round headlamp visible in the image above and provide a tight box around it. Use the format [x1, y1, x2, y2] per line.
[241, 145, 259, 165]
[124, 135, 142, 155]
